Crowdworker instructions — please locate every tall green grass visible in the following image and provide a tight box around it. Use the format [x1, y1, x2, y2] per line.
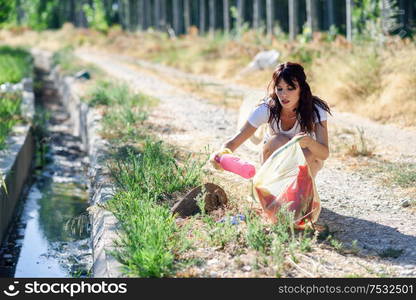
[86, 79, 205, 277]
[0, 46, 32, 85]
[0, 93, 22, 150]
[106, 142, 205, 277]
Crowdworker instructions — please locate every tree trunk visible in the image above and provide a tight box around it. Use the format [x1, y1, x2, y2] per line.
[124, 0, 131, 31]
[223, 0, 230, 33]
[306, 0, 318, 33]
[266, 0, 273, 37]
[154, 0, 160, 30]
[184, 0, 190, 33]
[199, 0, 206, 34]
[145, 0, 151, 30]
[253, 0, 260, 29]
[237, 0, 244, 36]
[209, 0, 215, 34]
[160, 0, 166, 30]
[173, 0, 180, 34]
[138, 0, 144, 30]
[326, 0, 334, 29]
[289, 0, 298, 40]
[346, 0, 353, 42]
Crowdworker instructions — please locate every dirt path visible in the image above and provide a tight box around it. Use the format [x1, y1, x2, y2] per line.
[76, 50, 416, 277]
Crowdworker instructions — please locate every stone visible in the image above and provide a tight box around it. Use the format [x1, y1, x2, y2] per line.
[171, 183, 228, 217]
[242, 265, 252, 272]
[247, 50, 280, 71]
[401, 199, 411, 208]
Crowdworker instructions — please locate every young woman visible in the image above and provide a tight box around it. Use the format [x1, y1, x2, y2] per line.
[210, 62, 331, 178]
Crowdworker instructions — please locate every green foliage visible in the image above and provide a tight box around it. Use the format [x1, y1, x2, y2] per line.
[106, 140, 205, 277]
[0, 46, 32, 84]
[0, 92, 22, 150]
[83, 0, 109, 33]
[89, 78, 204, 276]
[0, 0, 15, 24]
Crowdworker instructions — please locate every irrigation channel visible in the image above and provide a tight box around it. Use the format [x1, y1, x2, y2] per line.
[0, 62, 92, 277]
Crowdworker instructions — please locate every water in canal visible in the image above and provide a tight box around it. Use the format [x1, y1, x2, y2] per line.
[0, 67, 92, 277]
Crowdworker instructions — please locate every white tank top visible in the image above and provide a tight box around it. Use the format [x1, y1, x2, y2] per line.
[247, 99, 328, 142]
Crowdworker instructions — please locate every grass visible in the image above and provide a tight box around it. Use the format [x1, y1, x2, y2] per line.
[85, 79, 207, 277]
[346, 127, 374, 157]
[372, 161, 416, 189]
[0, 46, 32, 85]
[0, 92, 23, 150]
[52, 46, 103, 77]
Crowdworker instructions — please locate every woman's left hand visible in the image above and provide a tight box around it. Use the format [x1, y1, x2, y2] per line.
[294, 132, 312, 148]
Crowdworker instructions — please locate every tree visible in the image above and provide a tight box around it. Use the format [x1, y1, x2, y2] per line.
[209, 0, 215, 34]
[289, 0, 299, 40]
[173, 0, 180, 34]
[346, 0, 353, 41]
[199, 0, 205, 34]
[184, 0, 190, 33]
[326, 0, 335, 29]
[237, 0, 244, 35]
[306, 0, 318, 33]
[223, 0, 230, 33]
[253, 0, 260, 29]
[266, 0, 273, 37]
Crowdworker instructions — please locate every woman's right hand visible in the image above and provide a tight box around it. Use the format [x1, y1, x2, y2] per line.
[209, 148, 232, 171]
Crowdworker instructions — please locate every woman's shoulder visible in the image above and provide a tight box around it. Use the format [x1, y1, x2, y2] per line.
[313, 103, 328, 122]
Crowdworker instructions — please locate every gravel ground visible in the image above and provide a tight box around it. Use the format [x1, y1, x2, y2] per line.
[76, 50, 416, 278]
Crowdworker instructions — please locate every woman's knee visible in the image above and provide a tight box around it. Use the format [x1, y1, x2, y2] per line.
[303, 149, 324, 177]
[262, 134, 290, 160]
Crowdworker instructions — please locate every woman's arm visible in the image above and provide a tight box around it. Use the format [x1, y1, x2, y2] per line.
[222, 121, 258, 152]
[298, 120, 329, 160]
[210, 121, 258, 170]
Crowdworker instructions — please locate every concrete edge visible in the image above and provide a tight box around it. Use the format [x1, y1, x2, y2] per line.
[50, 63, 124, 278]
[0, 77, 35, 245]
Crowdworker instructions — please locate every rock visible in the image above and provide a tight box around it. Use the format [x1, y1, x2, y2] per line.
[248, 50, 280, 71]
[401, 199, 411, 208]
[209, 271, 218, 277]
[242, 265, 252, 272]
[171, 183, 228, 217]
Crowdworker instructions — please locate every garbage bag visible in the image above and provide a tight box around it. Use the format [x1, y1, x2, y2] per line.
[252, 136, 321, 230]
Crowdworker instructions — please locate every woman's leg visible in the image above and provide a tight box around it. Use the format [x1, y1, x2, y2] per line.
[302, 148, 324, 178]
[261, 134, 290, 164]
[261, 134, 324, 178]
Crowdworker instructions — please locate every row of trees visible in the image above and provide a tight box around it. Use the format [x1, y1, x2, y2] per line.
[1, 0, 414, 41]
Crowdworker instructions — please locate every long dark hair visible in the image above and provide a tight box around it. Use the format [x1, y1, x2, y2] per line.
[266, 62, 331, 134]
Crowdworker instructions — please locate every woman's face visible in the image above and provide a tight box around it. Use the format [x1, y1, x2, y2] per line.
[275, 79, 301, 111]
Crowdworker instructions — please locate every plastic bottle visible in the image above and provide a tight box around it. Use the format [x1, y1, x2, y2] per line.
[215, 154, 256, 179]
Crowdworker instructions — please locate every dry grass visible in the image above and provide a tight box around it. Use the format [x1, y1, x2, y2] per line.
[1, 26, 415, 128]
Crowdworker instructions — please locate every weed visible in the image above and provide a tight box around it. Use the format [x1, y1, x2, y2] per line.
[245, 213, 272, 253]
[383, 163, 416, 188]
[0, 92, 23, 150]
[0, 46, 32, 84]
[105, 138, 205, 277]
[326, 235, 344, 252]
[346, 127, 374, 157]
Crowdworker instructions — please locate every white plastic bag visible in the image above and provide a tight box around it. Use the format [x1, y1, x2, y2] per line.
[252, 136, 321, 229]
